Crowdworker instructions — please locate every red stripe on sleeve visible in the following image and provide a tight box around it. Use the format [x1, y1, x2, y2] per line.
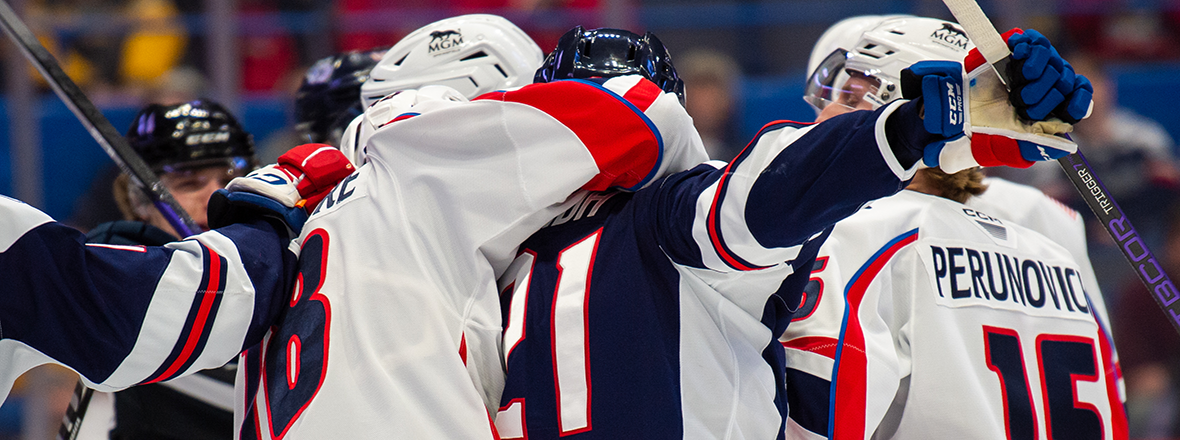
[705, 162, 761, 271]
[459, 333, 468, 365]
[477, 81, 661, 191]
[621, 79, 661, 112]
[146, 244, 224, 383]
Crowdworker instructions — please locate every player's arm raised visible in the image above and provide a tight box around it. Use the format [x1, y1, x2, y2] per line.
[653, 99, 924, 272]
[659, 50, 1085, 273]
[351, 76, 702, 270]
[0, 196, 297, 400]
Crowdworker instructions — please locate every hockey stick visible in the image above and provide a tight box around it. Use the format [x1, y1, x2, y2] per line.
[0, 0, 199, 237]
[57, 381, 93, 440]
[0, 2, 200, 438]
[942, 0, 1180, 336]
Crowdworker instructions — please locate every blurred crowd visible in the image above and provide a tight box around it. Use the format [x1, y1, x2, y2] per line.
[4, 0, 1180, 439]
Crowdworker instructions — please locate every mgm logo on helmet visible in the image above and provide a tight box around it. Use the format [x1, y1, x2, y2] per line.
[428, 30, 463, 55]
[930, 23, 970, 50]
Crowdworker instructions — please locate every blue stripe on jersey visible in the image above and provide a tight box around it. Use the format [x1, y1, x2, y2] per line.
[764, 339, 790, 440]
[0, 221, 172, 382]
[746, 108, 907, 249]
[144, 242, 228, 384]
[565, 78, 665, 191]
[830, 227, 919, 436]
[239, 346, 263, 440]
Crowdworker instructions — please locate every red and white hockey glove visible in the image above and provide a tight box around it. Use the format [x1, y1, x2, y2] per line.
[240, 143, 355, 210]
[208, 143, 354, 234]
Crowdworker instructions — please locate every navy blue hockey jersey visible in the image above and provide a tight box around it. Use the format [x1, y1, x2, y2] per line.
[494, 100, 922, 439]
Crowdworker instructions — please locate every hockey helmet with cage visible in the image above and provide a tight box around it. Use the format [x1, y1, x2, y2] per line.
[803, 16, 975, 115]
[295, 47, 388, 145]
[360, 14, 543, 106]
[125, 99, 257, 174]
[534, 26, 685, 105]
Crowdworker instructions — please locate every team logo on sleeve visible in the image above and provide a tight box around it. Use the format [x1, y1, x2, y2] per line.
[428, 30, 463, 55]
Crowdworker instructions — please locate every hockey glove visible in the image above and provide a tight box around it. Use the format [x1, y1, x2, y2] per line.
[1002, 28, 1094, 123]
[208, 143, 355, 234]
[899, 59, 1081, 172]
[898, 60, 972, 172]
[960, 58, 1078, 170]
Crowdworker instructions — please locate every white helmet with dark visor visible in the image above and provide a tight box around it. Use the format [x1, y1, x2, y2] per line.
[803, 16, 975, 115]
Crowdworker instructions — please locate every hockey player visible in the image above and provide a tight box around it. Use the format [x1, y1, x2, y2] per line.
[803, 15, 1109, 316]
[76, 99, 257, 440]
[0, 14, 709, 439]
[292, 47, 388, 146]
[493, 24, 1090, 439]
[781, 16, 1126, 439]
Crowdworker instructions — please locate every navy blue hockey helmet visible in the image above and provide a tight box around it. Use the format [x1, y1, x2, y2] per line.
[125, 99, 256, 174]
[534, 26, 685, 105]
[295, 47, 389, 145]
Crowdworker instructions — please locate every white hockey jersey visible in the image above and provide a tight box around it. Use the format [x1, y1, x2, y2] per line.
[781, 190, 1127, 440]
[0, 76, 702, 439]
[234, 76, 706, 439]
[969, 176, 1111, 326]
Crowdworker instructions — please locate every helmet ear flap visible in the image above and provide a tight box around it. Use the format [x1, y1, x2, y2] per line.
[534, 49, 558, 83]
[642, 31, 685, 105]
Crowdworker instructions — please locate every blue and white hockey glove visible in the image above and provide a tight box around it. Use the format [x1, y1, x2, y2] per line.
[1004, 29, 1094, 124]
[208, 143, 355, 235]
[898, 60, 972, 171]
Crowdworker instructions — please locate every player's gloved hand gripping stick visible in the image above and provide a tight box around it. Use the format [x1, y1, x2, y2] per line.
[896, 48, 1082, 173]
[942, 0, 1180, 337]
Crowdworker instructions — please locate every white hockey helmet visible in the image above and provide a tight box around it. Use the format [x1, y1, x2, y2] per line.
[803, 15, 976, 115]
[805, 15, 910, 82]
[360, 14, 544, 106]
